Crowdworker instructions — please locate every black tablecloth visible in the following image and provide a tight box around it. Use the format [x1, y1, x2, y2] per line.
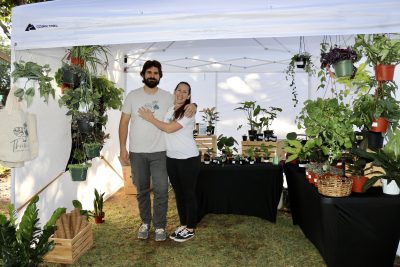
[284, 164, 400, 267]
[196, 163, 283, 223]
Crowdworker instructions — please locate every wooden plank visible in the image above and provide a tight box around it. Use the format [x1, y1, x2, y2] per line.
[241, 140, 286, 160]
[195, 135, 217, 160]
[44, 223, 93, 264]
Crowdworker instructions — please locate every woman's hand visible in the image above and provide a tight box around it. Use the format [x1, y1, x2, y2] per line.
[184, 103, 197, 118]
[138, 107, 154, 122]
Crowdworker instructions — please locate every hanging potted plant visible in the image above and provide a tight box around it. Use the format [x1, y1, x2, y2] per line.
[354, 34, 400, 81]
[320, 46, 359, 78]
[200, 107, 220, 135]
[285, 52, 316, 107]
[11, 60, 55, 107]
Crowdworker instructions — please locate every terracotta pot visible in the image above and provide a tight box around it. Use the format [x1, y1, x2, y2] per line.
[70, 57, 85, 67]
[370, 117, 388, 133]
[351, 176, 368, 193]
[95, 214, 105, 224]
[375, 64, 395, 81]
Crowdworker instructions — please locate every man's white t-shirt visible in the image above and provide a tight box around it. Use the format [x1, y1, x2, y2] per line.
[164, 106, 199, 159]
[121, 87, 173, 153]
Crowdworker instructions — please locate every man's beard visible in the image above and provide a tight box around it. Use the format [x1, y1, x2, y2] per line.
[143, 78, 159, 88]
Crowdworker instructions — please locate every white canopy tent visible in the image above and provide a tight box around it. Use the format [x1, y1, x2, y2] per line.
[10, 0, 400, 255]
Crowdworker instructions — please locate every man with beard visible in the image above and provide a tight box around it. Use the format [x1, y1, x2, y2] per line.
[119, 60, 197, 241]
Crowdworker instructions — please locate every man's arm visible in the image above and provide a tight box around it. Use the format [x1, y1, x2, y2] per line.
[119, 112, 131, 165]
[138, 107, 182, 133]
[183, 103, 197, 118]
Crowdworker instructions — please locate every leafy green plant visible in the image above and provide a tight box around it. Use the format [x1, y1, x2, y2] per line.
[200, 107, 220, 132]
[0, 195, 65, 266]
[234, 101, 262, 131]
[67, 45, 110, 75]
[93, 189, 105, 217]
[320, 46, 359, 68]
[285, 52, 316, 107]
[257, 106, 282, 132]
[354, 34, 400, 66]
[217, 135, 238, 156]
[11, 60, 55, 107]
[297, 98, 355, 162]
[246, 147, 255, 161]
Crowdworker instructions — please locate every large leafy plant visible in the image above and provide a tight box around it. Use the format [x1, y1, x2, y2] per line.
[297, 98, 355, 162]
[354, 34, 400, 66]
[234, 101, 262, 131]
[0, 195, 65, 266]
[11, 61, 55, 107]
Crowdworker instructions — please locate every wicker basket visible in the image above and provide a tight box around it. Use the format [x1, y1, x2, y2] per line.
[318, 175, 353, 197]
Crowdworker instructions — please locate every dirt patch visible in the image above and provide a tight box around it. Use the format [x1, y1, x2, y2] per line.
[0, 169, 11, 214]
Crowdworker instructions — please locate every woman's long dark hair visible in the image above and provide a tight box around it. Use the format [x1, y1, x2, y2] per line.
[173, 81, 191, 120]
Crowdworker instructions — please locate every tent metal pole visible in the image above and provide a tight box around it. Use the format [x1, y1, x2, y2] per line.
[215, 72, 218, 134]
[308, 73, 311, 100]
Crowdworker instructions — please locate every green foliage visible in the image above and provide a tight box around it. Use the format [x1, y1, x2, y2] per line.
[0, 195, 66, 266]
[67, 45, 110, 75]
[335, 63, 375, 97]
[11, 60, 55, 107]
[200, 107, 220, 127]
[217, 135, 238, 156]
[285, 52, 316, 107]
[93, 189, 105, 217]
[257, 106, 282, 131]
[234, 101, 261, 131]
[297, 98, 355, 162]
[354, 34, 400, 66]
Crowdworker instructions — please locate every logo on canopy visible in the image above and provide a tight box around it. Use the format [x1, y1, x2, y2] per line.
[25, 24, 36, 31]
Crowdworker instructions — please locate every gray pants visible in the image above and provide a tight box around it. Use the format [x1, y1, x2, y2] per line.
[130, 151, 168, 229]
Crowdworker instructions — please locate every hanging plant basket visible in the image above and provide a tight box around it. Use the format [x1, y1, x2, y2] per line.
[334, 59, 353, 78]
[375, 64, 396, 81]
[84, 143, 102, 159]
[68, 164, 89, 181]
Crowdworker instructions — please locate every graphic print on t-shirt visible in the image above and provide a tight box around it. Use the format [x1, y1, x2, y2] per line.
[143, 101, 160, 112]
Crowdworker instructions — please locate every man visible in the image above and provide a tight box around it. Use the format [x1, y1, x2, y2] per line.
[119, 60, 196, 241]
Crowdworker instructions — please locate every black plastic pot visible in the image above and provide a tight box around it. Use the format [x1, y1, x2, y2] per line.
[366, 131, 384, 150]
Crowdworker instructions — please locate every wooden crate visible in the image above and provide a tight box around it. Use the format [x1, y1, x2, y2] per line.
[241, 140, 286, 160]
[122, 165, 137, 195]
[44, 223, 93, 265]
[195, 135, 217, 160]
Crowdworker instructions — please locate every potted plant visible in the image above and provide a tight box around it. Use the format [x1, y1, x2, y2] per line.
[234, 101, 262, 140]
[354, 34, 400, 81]
[203, 148, 214, 164]
[68, 162, 92, 181]
[246, 147, 255, 164]
[285, 52, 316, 106]
[352, 129, 400, 195]
[217, 134, 238, 162]
[257, 106, 282, 140]
[346, 154, 368, 193]
[320, 46, 359, 78]
[66, 45, 110, 74]
[260, 143, 273, 163]
[0, 195, 66, 266]
[284, 132, 318, 166]
[297, 98, 355, 163]
[200, 107, 220, 135]
[93, 189, 105, 224]
[83, 142, 102, 159]
[11, 60, 55, 107]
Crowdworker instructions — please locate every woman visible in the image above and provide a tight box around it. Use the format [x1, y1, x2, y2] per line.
[138, 81, 200, 242]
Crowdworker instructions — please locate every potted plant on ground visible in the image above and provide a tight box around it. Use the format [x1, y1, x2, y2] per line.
[285, 52, 316, 107]
[200, 107, 220, 135]
[93, 189, 105, 224]
[11, 60, 55, 107]
[320, 46, 359, 78]
[234, 101, 262, 141]
[354, 34, 400, 81]
[0, 195, 66, 266]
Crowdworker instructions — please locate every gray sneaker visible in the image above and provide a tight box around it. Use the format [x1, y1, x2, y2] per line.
[155, 228, 166, 241]
[137, 223, 149, 240]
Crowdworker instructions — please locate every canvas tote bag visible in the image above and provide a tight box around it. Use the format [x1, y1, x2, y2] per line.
[0, 87, 38, 167]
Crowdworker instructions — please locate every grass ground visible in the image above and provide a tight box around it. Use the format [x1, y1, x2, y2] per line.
[42, 189, 400, 267]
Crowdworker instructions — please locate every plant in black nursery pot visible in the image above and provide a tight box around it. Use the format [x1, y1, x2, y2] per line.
[285, 52, 316, 107]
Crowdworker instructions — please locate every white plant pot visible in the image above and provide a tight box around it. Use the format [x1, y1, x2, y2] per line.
[381, 179, 400, 195]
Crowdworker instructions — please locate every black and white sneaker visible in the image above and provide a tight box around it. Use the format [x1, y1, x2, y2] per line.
[169, 225, 186, 240]
[173, 228, 195, 242]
